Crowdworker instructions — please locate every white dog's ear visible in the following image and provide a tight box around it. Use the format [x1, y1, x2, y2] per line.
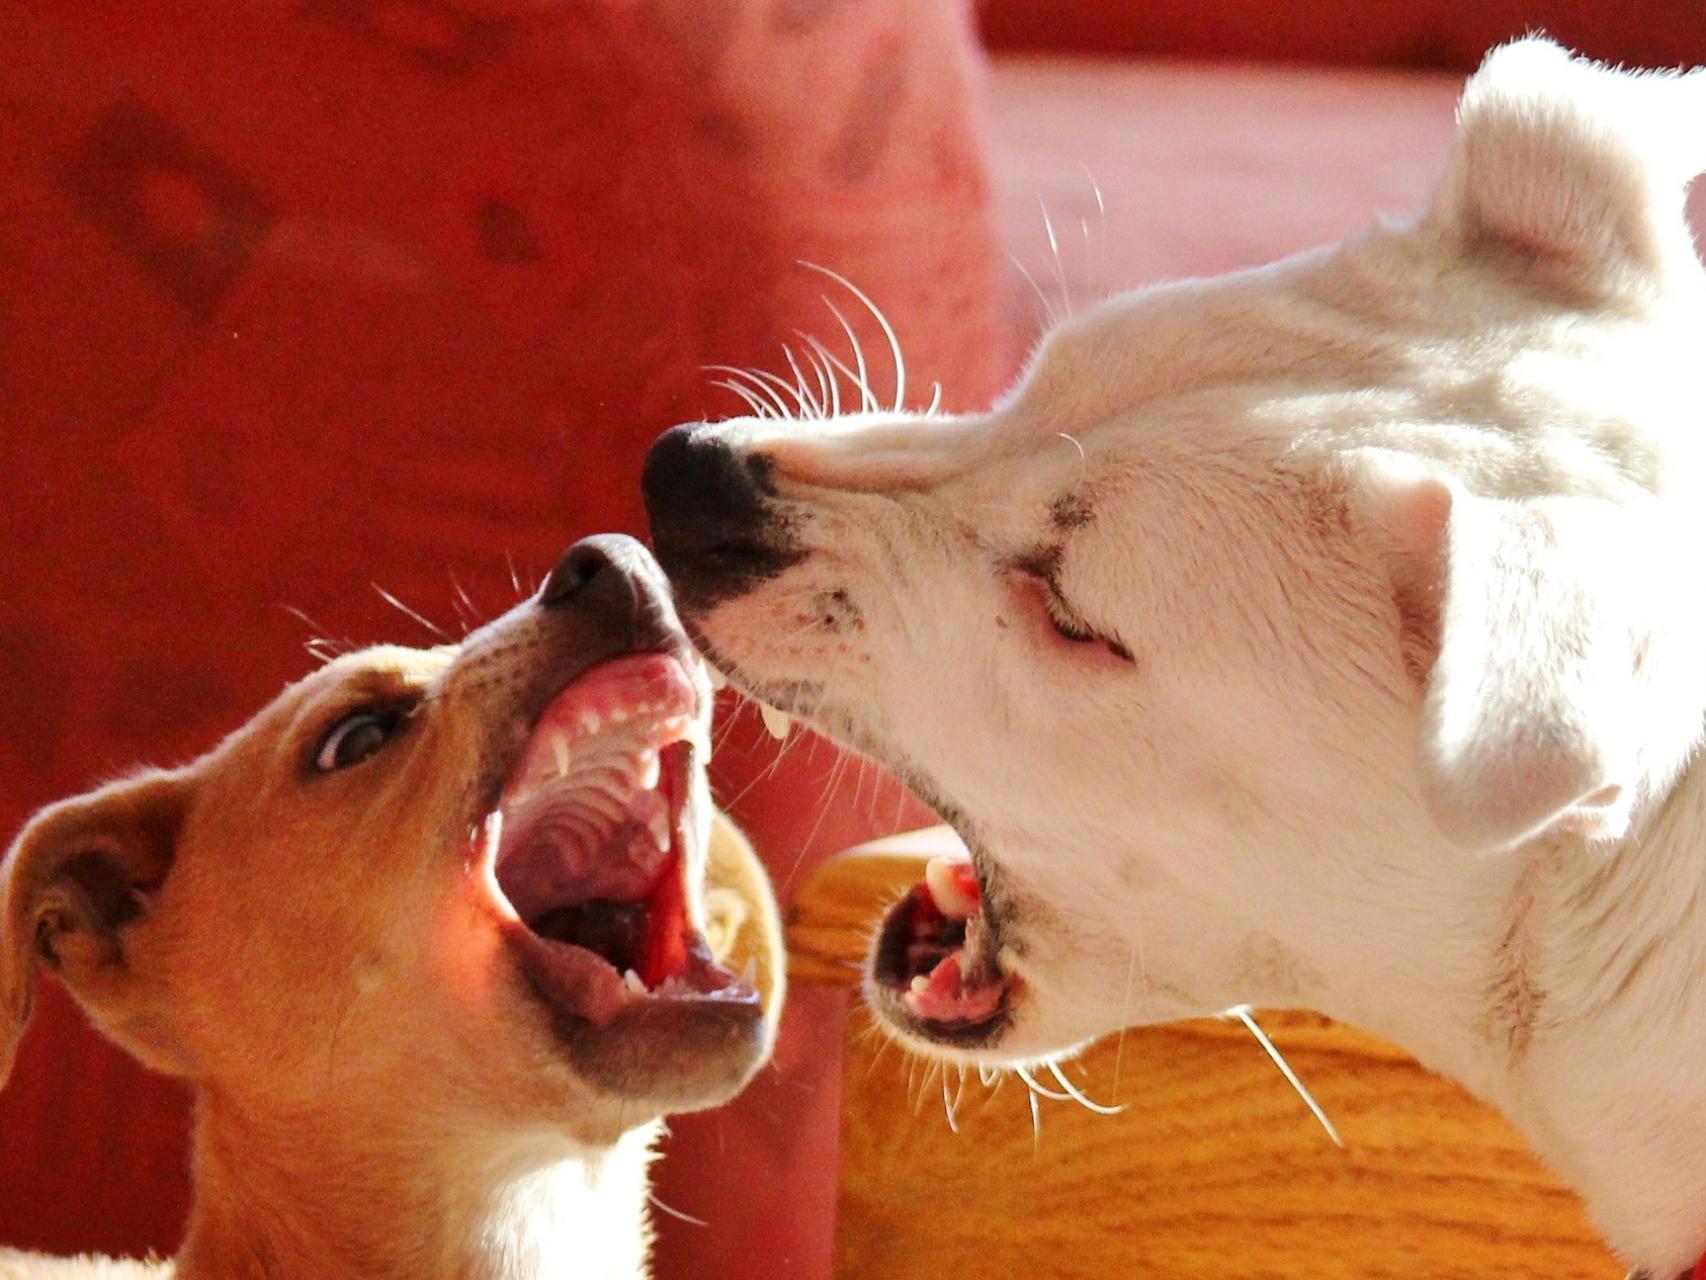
[1432, 39, 1706, 290]
[1346, 453, 1651, 853]
[0, 770, 188, 1085]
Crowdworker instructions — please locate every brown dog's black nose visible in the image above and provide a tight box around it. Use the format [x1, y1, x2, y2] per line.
[642, 424, 800, 608]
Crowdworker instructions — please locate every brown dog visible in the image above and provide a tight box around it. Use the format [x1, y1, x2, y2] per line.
[0, 535, 783, 1280]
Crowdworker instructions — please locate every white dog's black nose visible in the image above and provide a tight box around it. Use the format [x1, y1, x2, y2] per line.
[642, 424, 800, 608]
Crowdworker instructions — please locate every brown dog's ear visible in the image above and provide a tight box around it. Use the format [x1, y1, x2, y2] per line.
[1347, 451, 1704, 853]
[0, 770, 189, 1085]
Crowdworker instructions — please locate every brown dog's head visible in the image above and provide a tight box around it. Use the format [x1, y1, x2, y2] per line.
[0, 535, 782, 1149]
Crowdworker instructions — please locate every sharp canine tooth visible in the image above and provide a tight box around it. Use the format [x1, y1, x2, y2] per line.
[909, 975, 930, 996]
[551, 736, 571, 778]
[648, 806, 670, 850]
[924, 856, 981, 920]
[639, 749, 661, 790]
[708, 666, 728, 691]
[740, 956, 758, 988]
[759, 703, 792, 740]
[623, 969, 647, 995]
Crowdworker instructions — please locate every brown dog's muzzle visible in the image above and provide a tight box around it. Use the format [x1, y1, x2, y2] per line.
[463, 534, 774, 1109]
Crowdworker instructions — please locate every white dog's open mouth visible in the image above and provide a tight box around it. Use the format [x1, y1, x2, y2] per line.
[479, 654, 759, 1034]
[870, 854, 1019, 1047]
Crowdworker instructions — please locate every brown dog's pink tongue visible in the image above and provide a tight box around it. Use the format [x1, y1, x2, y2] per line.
[905, 952, 1004, 1024]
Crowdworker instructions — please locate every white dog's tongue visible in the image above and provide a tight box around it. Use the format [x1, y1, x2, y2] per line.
[906, 951, 1005, 1023]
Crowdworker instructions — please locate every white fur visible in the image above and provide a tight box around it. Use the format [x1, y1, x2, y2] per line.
[680, 42, 1706, 1274]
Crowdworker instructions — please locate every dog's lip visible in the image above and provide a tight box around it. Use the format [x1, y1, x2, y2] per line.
[469, 653, 760, 1031]
[867, 858, 1019, 1047]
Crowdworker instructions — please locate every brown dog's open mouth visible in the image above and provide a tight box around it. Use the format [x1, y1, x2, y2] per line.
[870, 855, 1018, 1047]
[480, 653, 759, 1033]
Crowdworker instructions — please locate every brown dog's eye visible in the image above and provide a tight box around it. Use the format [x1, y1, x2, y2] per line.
[314, 710, 403, 773]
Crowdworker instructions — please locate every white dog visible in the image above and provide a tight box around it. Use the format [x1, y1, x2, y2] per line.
[644, 42, 1706, 1277]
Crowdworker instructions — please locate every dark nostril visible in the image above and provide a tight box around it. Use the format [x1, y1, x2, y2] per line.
[540, 538, 617, 609]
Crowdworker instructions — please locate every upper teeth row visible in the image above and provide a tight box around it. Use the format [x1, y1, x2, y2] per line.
[549, 732, 667, 794]
[570, 704, 689, 738]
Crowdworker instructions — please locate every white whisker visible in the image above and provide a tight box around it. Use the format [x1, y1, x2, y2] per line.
[1225, 1004, 1344, 1148]
[710, 378, 773, 419]
[798, 331, 847, 417]
[648, 1194, 708, 1227]
[744, 365, 811, 419]
[799, 261, 905, 412]
[821, 298, 879, 413]
[800, 341, 836, 417]
[1045, 1059, 1124, 1116]
[1015, 1064, 1073, 1103]
[373, 584, 451, 640]
[782, 344, 824, 419]
[703, 365, 792, 419]
[1084, 164, 1106, 217]
[1040, 197, 1072, 319]
[1111, 926, 1144, 1104]
[1007, 250, 1060, 329]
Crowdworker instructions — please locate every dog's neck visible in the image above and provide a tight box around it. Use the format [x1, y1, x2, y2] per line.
[1074, 746, 1706, 1273]
[1280, 761, 1706, 1275]
[174, 1095, 656, 1280]
[1492, 759, 1706, 1278]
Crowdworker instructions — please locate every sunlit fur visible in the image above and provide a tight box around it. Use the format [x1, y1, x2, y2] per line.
[0, 597, 783, 1280]
[677, 42, 1706, 1274]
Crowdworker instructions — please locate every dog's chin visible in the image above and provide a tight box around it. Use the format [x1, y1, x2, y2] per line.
[552, 993, 772, 1111]
[475, 652, 768, 1111]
